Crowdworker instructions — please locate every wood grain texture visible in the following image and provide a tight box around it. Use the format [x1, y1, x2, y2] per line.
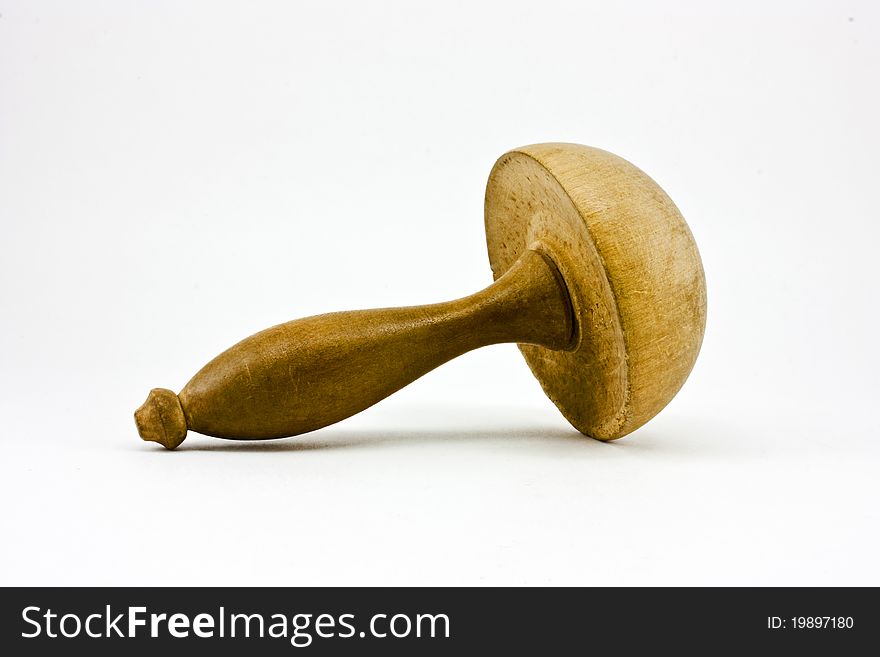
[135, 143, 706, 449]
[135, 249, 572, 448]
[485, 144, 706, 439]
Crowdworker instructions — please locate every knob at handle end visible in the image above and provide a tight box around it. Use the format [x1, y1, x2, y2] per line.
[134, 388, 188, 450]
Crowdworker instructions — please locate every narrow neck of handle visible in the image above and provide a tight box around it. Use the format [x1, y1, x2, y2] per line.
[449, 248, 575, 352]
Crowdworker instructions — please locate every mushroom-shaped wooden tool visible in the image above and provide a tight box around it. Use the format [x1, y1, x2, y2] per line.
[135, 143, 706, 449]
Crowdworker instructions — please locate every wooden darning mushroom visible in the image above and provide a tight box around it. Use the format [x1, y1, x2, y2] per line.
[135, 143, 706, 450]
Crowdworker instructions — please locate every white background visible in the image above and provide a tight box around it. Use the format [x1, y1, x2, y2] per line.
[1, 0, 878, 586]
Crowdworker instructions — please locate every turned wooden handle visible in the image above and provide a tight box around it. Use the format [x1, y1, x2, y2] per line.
[135, 249, 573, 448]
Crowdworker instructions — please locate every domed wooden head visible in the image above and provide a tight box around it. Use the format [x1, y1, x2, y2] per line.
[485, 143, 706, 440]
